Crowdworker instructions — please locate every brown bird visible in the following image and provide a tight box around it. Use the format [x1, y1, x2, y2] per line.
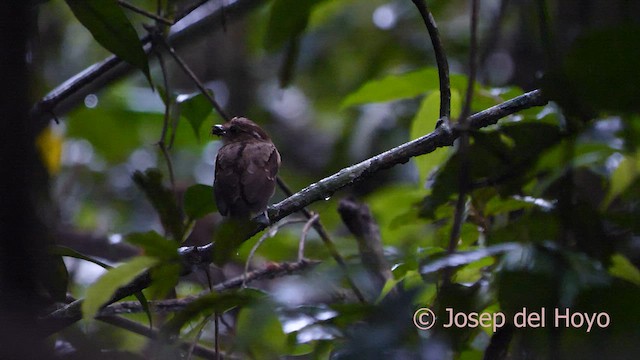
[212, 117, 281, 220]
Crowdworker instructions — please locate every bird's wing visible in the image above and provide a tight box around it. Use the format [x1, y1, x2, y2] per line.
[241, 141, 280, 207]
[214, 142, 244, 216]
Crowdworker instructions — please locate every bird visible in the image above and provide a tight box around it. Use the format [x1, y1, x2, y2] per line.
[212, 117, 281, 220]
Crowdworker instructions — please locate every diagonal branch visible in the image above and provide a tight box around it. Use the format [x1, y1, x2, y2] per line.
[30, 0, 266, 128]
[269, 89, 547, 224]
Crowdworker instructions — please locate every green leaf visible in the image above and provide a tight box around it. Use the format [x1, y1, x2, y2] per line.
[132, 169, 184, 241]
[235, 300, 288, 356]
[126, 231, 179, 260]
[421, 122, 562, 218]
[264, 0, 327, 51]
[342, 68, 469, 109]
[411, 90, 459, 184]
[212, 219, 257, 265]
[178, 92, 213, 141]
[82, 256, 159, 321]
[161, 290, 261, 337]
[148, 262, 181, 300]
[602, 151, 640, 208]
[184, 184, 216, 220]
[609, 254, 640, 286]
[64, 0, 150, 82]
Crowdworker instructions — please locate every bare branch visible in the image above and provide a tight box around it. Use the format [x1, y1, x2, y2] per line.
[276, 177, 367, 303]
[43, 259, 318, 325]
[270, 90, 547, 224]
[154, 33, 230, 121]
[446, 0, 480, 283]
[298, 213, 319, 261]
[30, 0, 266, 128]
[411, 0, 451, 121]
[98, 315, 222, 359]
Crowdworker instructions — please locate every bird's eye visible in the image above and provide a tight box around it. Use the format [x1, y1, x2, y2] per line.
[229, 125, 239, 134]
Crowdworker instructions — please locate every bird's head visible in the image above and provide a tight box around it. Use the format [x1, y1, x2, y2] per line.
[212, 117, 271, 143]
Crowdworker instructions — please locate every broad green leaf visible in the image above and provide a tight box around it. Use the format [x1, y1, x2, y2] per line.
[184, 184, 216, 220]
[264, 0, 327, 51]
[82, 256, 159, 321]
[609, 254, 640, 286]
[148, 262, 181, 300]
[178, 92, 213, 141]
[212, 219, 257, 265]
[342, 68, 468, 109]
[411, 90, 460, 184]
[126, 231, 179, 260]
[132, 169, 184, 241]
[64, 0, 150, 82]
[235, 301, 287, 356]
[602, 151, 640, 208]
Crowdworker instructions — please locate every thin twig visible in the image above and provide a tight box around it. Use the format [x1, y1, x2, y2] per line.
[411, 0, 452, 121]
[298, 213, 319, 261]
[459, 0, 480, 123]
[186, 314, 213, 360]
[101, 260, 319, 316]
[154, 32, 230, 121]
[276, 178, 367, 303]
[117, 0, 174, 26]
[445, 0, 480, 283]
[98, 315, 221, 358]
[156, 49, 177, 190]
[243, 218, 308, 286]
[31, 0, 265, 127]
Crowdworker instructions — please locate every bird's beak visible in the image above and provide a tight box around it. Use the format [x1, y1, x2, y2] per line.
[211, 124, 226, 136]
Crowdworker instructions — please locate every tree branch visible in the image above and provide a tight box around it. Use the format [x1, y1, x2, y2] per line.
[446, 0, 480, 284]
[98, 315, 222, 359]
[269, 89, 546, 224]
[43, 259, 317, 325]
[411, 0, 452, 121]
[30, 0, 266, 128]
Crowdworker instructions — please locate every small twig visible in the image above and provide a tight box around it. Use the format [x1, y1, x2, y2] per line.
[535, 0, 556, 69]
[276, 178, 367, 303]
[153, 31, 230, 121]
[98, 315, 220, 358]
[186, 314, 213, 360]
[298, 213, 319, 261]
[103, 260, 319, 315]
[117, 0, 174, 26]
[445, 0, 480, 284]
[156, 50, 177, 190]
[243, 218, 308, 286]
[32, 0, 266, 127]
[411, 0, 452, 121]
[459, 0, 480, 123]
